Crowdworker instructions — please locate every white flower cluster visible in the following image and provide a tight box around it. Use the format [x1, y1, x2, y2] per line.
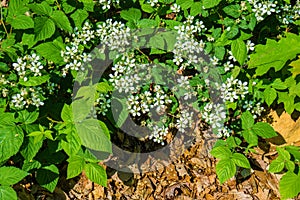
[127, 85, 172, 118]
[217, 77, 249, 102]
[148, 124, 168, 145]
[202, 102, 228, 136]
[12, 53, 44, 81]
[61, 22, 93, 76]
[248, 0, 279, 21]
[10, 87, 45, 109]
[243, 100, 265, 118]
[175, 109, 194, 133]
[99, 0, 120, 10]
[173, 16, 207, 70]
[173, 76, 197, 100]
[96, 19, 131, 53]
[109, 53, 147, 94]
[170, 3, 181, 13]
[95, 93, 111, 115]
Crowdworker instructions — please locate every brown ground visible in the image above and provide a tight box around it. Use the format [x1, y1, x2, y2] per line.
[14, 110, 300, 200]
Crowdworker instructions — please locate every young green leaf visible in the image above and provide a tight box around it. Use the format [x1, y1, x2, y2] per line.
[19, 75, 50, 86]
[120, 8, 142, 22]
[36, 165, 59, 192]
[210, 146, 232, 159]
[252, 122, 277, 138]
[34, 17, 56, 41]
[67, 156, 85, 179]
[0, 167, 28, 186]
[242, 130, 258, 146]
[231, 39, 247, 66]
[84, 163, 107, 187]
[268, 156, 285, 173]
[0, 186, 17, 200]
[241, 111, 254, 130]
[264, 86, 277, 106]
[215, 159, 236, 184]
[279, 172, 300, 200]
[231, 153, 250, 168]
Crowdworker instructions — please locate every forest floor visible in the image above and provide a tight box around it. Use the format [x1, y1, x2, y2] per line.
[15, 108, 300, 200]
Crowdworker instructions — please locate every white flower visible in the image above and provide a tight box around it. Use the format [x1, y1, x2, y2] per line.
[171, 3, 181, 13]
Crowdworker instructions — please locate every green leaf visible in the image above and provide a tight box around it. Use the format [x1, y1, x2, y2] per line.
[271, 79, 287, 90]
[141, 3, 154, 13]
[50, 10, 72, 32]
[190, 2, 203, 16]
[231, 39, 247, 66]
[214, 46, 225, 60]
[0, 124, 24, 163]
[67, 155, 85, 179]
[60, 124, 81, 156]
[277, 147, 291, 160]
[252, 122, 277, 138]
[242, 129, 258, 146]
[249, 33, 300, 76]
[84, 163, 107, 186]
[35, 42, 65, 65]
[75, 119, 112, 153]
[0, 62, 9, 73]
[268, 156, 285, 173]
[34, 17, 56, 41]
[29, 2, 53, 16]
[19, 75, 50, 86]
[36, 165, 59, 193]
[264, 86, 277, 106]
[226, 26, 239, 39]
[232, 153, 250, 168]
[241, 111, 254, 130]
[289, 56, 300, 78]
[216, 159, 236, 184]
[120, 8, 142, 22]
[203, 0, 222, 9]
[0, 186, 17, 200]
[278, 92, 295, 114]
[176, 0, 193, 9]
[22, 160, 42, 172]
[286, 160, 295, 172]
[21, 33, 37, 49]
[0, 167, 28, 186]
[16, 110, 39, 124]
[223, 5, 241, 18]
[11, 15, 34, 29]
[110, 98, 129, 128]
[70, 9, 88, 29]
[20, 136, 43, 161]
[210, 146, 232, 159]
[279, 172, 300, 200]
[61, 104, 73, 123]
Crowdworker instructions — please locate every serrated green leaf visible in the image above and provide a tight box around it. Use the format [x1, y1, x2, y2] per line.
[279, 172, 300, 200]
[286, 160, 295, 172]
[0, 62, 9, 73]
[176, 0, 193, 9]
[231, 39, 247, 66]
[36, 165, 59, 192]
[22, 160, 42, 172]
[252, 122, 277, 138]
[203, 0, 222, 9]
[289, 56, 300, 78]
[29, 2, 53, 16]
[223, 5, 241, 18]
[210, 146, 232, 159]
[84, 163, 107, 186]
[216, 159, 236, 184]
[75, 119, 112, 153]
[70, 9, 88, 29]
[264, 86, 277, 106]
[19, 75, 50, 86]
[214, 46, 225, 60]
[277, 147, 291, 160]
[249, 33, 300, 76]
[242, 129, 258, 146]
[20, 136, 43, 161]
[277, 92, 295, 114]
[0, 186, 17, 200]
[61, 104, 73, 123]
[232, 153, 250, 168]
[67, 155, 85, 179]
[110, 98, 129, 128]
[268, 156, 285, 173]
[50, 10, 72, 32]
[35, 42, 65, 65]
[34, 17, 56, 41]
[0, 167, 28, 186]
[16, 110, 38, 124]
[120, 8, 141, 22]
[60, 124, 81, 156]
[11, 15, 34, 29]
[0, 124, 24, 163]
[241, 111, 254, 129]
[272, 79, 287, 90]
[226, 26, 239, 39]
[190, 2, 203, 16]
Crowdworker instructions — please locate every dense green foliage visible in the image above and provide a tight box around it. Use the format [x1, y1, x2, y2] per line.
[0, 0, 300, 199]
